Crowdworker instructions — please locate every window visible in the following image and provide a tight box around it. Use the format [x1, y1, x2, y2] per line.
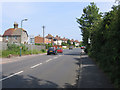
[6, 36, 8, 40]
[14, 36, 17, 40]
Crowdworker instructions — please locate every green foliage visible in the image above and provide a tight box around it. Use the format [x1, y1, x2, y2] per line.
[45, 43, 53, 49]
[41, 49, 46, 52]
[73, 42, 75, 46]
[2, 44, 46, 57]
[87, 5, 120, 88]
[67, 39, 71, 45]
[61, 42, 68, 46]
[76, 2, 102, 52]
[77, 2, 120, 88]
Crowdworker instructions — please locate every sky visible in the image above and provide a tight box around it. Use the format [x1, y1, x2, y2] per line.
[0, 0, 118, 41]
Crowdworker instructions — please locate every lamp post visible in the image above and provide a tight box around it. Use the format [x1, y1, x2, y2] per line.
[20, 19, 28, 56]
[21, 19, 28, 44]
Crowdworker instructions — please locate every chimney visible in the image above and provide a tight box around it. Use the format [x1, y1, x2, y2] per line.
[14, 22, 18, 29]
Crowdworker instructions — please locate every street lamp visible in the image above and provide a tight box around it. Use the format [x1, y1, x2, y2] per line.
[20, 19, 28, 56]
[21, 19, 28, 44]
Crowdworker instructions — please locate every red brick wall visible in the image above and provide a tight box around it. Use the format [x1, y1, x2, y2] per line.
[35, 36, 43, 43]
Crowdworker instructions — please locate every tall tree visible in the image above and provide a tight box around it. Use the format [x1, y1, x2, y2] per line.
[76, 2, 102, 50]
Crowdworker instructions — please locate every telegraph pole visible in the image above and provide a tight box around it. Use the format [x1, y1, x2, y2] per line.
[42, 25, 45, 44]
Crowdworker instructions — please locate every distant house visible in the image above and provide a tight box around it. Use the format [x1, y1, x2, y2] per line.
[35, 35, 43, 44]
[2, 22, 28, 44]
[35, 35, 51, 44]
[70, 39, 74, 45]
[0, 35, 2, 42]
[74, 40, 80, 46]
[45, 34, 53, 44]
[28, 35, 35, 44]
[54, 35, 62, 45]
[62, 37, 68, 43]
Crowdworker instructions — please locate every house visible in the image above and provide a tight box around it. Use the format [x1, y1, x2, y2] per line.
[45, 34, 53, 44]
[35, 35, 43, 44]
[70, 39, 74, 45]
[35, 35, 51, 44]
[74, 40, 80, 46]
[28, 35, 35, 44]
[54, 35, 62, 45]
[0, 35, 2, 42]
[2, 22, 28, 44]
[62, 37, 68, 43]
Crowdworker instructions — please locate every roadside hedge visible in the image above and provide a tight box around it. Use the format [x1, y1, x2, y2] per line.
[89, 5, 120, 88]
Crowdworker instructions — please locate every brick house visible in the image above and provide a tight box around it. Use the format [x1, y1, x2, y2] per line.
[45, 34, 54, 44]
[2, 22, 28, 44]
[35, 35, 51, 44]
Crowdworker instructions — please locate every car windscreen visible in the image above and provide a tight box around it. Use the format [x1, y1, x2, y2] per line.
[48, 48, 54, 50]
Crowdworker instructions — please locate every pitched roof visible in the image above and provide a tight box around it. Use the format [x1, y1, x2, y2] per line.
[71, 39, 74, 42]
[75, 40, 79, 43]
[54, 35, 60, 40]
[62, 37, 68, 41]
[3, 28, 27, 36]
[45, 34, 53, 39]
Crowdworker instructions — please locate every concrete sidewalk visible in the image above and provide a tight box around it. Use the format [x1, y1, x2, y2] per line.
[77, 54, 114, 88]
[0, 53, 47, 64]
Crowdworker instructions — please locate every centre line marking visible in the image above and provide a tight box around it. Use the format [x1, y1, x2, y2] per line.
[30, 63, 42, 69]
[0, 71, 23, 81]
[53, 57, 58, 59]
[46, 59, 52, 62]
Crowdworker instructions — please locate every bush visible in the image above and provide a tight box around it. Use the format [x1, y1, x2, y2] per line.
[41, 49, 45, 52]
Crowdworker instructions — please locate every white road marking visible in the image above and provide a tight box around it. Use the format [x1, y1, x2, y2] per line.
[46, 59, 52, 62]
[0, 71, 23, 81]
[30, 63, 42, 69]
[53, 57, 58, 59]
[59, 55, 62, 56]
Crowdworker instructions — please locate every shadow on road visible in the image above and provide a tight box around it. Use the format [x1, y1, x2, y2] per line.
[2, 74, 76, 88]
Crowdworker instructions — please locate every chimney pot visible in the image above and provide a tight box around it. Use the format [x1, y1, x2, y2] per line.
[14, 22, 18, 29]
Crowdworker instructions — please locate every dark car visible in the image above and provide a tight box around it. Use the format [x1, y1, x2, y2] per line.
[47, 47, 57, 55]
[69, 46, 73, 50]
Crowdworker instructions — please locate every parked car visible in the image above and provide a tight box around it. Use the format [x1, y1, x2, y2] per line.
[69, 46, 73, 50]
[81, 46, 86, 49]
[57, 48, 63, 53]
[47, 47, 57, 55]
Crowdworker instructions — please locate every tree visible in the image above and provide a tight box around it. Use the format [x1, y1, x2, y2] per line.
[76, 2, 102, 52]
[73, 42, 75, 46]
[67, 39, 71, 45]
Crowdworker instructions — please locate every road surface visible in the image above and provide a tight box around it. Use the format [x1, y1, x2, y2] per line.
[2, 48, 81, 88]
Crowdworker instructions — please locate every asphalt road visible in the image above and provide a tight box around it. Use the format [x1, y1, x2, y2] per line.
[2, 48, 81, 88]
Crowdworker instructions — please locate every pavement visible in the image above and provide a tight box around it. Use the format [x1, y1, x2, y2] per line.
[0, 53, 47, 64]
[77, 53, 114, 88]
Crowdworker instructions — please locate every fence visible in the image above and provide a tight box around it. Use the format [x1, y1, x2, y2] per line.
[0, 42, 45, 51]
[25, 44, 45, 51]
[0, 42, 8, 50]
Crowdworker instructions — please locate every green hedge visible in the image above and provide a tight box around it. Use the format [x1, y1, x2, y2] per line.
[89, 5, 120, 88]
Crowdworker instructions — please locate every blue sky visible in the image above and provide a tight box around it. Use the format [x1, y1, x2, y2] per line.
[1, 1, 117, 41]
